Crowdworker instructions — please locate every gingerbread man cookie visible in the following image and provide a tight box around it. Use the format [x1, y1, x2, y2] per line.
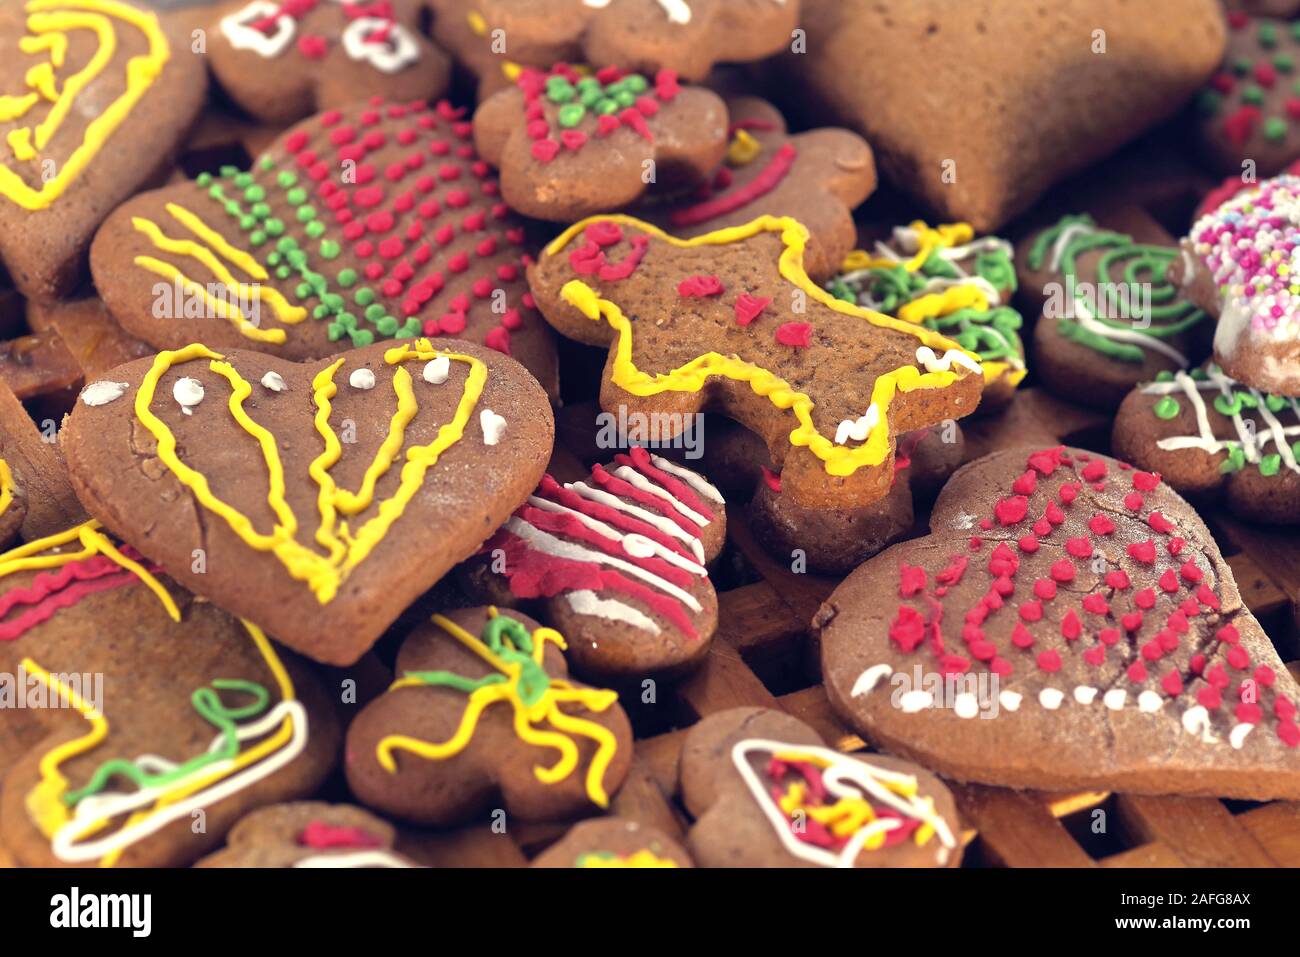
[473, 63, 727, 222]
[60, 338, 553, 665]
[197, 801, 419, 867]
[527, 214, 984, 509]
[819, 446, 1300, 799]
[0, 0, 207, 302]
[0, 521, 339, 867]
[1114, 363, 1300, 524]
[462, 445, 726, 680]
[679, 707, 962, 868]
[211, 0, 452, 124]
[345, 606, 634, 825]
[90, 98, 559, 397]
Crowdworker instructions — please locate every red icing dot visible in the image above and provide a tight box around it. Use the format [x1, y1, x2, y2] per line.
[1180, 561, 1203, 584]
[1099, 627, 1120, 646]
[1037, 650, 1062, 672]
[1196, 584, 1220, 610]
[1027, 447, 1066, 475]
[1011, 470, 1037, 495]
[1086, 515, 1115, 536]
[1045, 502, 1065, 525]
[1058, 482, 1080, 504]
[1019, 600, 1043, 622]
[1106, 570, 1130, 590]
[1017, 535, 1039, 553]
[1083, 645, 1106, 666]
[1255, 665, 1276, 688]
[1161, 670, 1183, 696]
[734, 293, 770, 326]
[1227, 645, 1250, 670]
[1011, 622, 1034, 648]
[1033, 578, 1057, 600]
[995, 495, 1029, 526]
[1132, 470, 1160, 491]
[1061, 610, 1082, 640]
[1082, 593, 1109, 615]
[1127, 662, 1148, 683]
[774, 322, 812, 347]
[531, 139, 560, 162]
[1167, 537, 1185, 556]
[1147, 511, 1175, 535]
[1123, 492, 1144, 511]
[899, 563, 927, 597]
[1032, 518, 1051, 537]
[990, 657, 1012, 677]
[1050, 559, 1075, 583]
[1134, 587, 1156, 610]
[1122, 611, 1143, 631]
[678, 274, 725, 297]
[1066, 536, 1092, 558]
[1141, 640, 1163, 661]
[1081, 460, 1107, 482]
[1198, 686, 1222, 710]
[1158, 568, 1179, 593]
[1126, 540, 1156, 564]
[1279, 722, 1300, 748]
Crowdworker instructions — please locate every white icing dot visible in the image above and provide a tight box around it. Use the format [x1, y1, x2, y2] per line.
[954, 692, 979, 719]
[998, 690, 1022, 712]
[80, 381, 129, 407]
[261, 371, 287, 392]
[173, 377, 204, 415]
[480, 409, 507, 446]
[899, 690, 933, 713]
[1103, 689, 1127, 711]
[850, 664, 892, 698]
[1038, 688, 1064, 710]
[1229, 722, 1254, 750]
[1137, 690, 1164, 713]
[1074, 686, 1097, 705]
[621, 533, 657, 559]
[1181, 705, 1217, 743]
[349, 368, 376, 390]
[423, 356, 450, 384]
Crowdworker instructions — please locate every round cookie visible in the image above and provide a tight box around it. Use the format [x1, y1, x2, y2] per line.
[531, 817, 692, 867]
[197, 801, 418, 867]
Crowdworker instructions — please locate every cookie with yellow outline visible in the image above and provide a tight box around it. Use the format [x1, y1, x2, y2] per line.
[430, 0, 799, 98]
[532, 817, 692, 867]
[209, 0, 451, 126]
[679, 707, 962, 868]
[89, 98, 559, 399]
[197, 801, 419, 867]
[828, 221, 1025, 412]
[527, 214, 985, 510]
[345, 606, 634, 826]
[60, 337, 553, 665]
[0, 0, 207, 302]
[0, 521, 339, 868]
[472, 62, 728, 223]
[460, 445, 725, 681]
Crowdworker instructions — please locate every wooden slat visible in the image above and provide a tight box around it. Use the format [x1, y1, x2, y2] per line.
[676, 639, 779, 721]
[777, 685, 863, 751]
[715, 581, 804, 655]
[610, 760, 688, 841]
[1101, 842, 1187, 868]
[950, 784, 1096, 867]
[724, 502, 840, 628]
[960, 388, 1112, 463]
[1235, 803, 1300, 867]
[1114, 794, 1279, 867]
[1214, 515, 1300, 609]
[1227, 552, 1292, 619]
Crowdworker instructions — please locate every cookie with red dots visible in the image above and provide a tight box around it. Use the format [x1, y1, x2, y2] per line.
[459, 445, 726, 681]
[344, 606, 634, 826]
[818, 445, 1300, 799]
[209, 0, 452, 125]
[429, 0, 799, 98]
[1195, 13, 1300, 177]
[197, 802, 419, 867]
[1113, 363, 1300, 525]
[89, 98, 559, 399]
[678, 707, 962, 868]
[473, 63, 728, 222]
[527, 214, 984, 510]
[633, 96, 876, 282]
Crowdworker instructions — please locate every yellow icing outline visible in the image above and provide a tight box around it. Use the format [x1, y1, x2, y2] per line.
[0, 0, 170, 211]
[545, 214, 980, 477]
[377, 610, 621, 808]
[0, 459, 13, 520]
[131, 340, 486, 604]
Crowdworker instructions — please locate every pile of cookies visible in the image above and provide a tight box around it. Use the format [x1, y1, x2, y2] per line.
[1, 0, 1298, 870]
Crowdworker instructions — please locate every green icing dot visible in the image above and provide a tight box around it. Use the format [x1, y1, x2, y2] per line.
[276, 236, 298, 253]
[251, 202, 270, 218]
[305, 220, 325, 239]
[1153, 396, 1180, 419]
[319, 239, 341, 260]
[1266, 394, 1289, 413]
[545, 77, 575, 103]
[350, 328, 375, 347]
[375, 315, 399, 336]
[266, 251, 282, 267]
[277, 171, 298, 189]
[1259, 454, 1282, 477]
[265, 218, 285, 237]
[399, 318, 422, 338]
[275, 265, 292, 280]
[1275, 54, 1294, 73]
[243, 185, 265, 202]
[594, 97, 619, 115]
[1260, 22, 1278, 48]
[223, 200, 240, 216]
[296, 282, 313, 299]
[1241, 85, 1266, 105]
[1219, 445, 1246, 474]
[1292, 440, 1300, 460]
[327, 323, 345, 342]
[249, 230, 266, 246]
[1233, 57, 1253, 76]
[196, 172, 212, 187]
[336, 268, 357, 288]
[1265, 117, 1288, 142]
[623, 74, 648, 93]
[219, 165, 239, 178]
[239, 214, 256, 230]
[233, 172, 253, 188]
[259, 156, 274, 171]
[614, 89, 636, 107]
[314, 304, 332, 320]
[296, 206, 316, 223]
[322, 293, 344, 311]
[1155, 369, 1176, 382]
[286, 187, 307, 205]
[558, 103, 586, 128]
[355, 287, 375, 307]
[364, 303, 386, 322]
[1189, 367, 1209, 381]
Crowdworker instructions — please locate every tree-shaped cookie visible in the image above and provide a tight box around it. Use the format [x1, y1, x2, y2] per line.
[90, 98, 559, 398]
[345, 606, 633, 825]
[678, 707, 962, 867]
[527, 214, 985, 509]
[830, 221, 1025, 410]
[210, 0, 451, 125]
[819, 446, 1300, 798]
[1114, 363, 1300, 525]
[197, 801, 418, 867]
[632, 96, 875, 282]
[0, 0, 207, 301]
[61, 339, 552, 665]
[0, 521, 339, 867]
[430, 0, 799, 96]
[473, 63, 727, 222]
[461, 445, 726, 679]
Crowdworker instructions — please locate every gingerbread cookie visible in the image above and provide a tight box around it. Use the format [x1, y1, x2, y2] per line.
[528, 215, 984, 510]
[635, 96, 876, 282]
[1017, 214, 1211, 410]
[531, 817, 691, 867]
[0, 0, 207, 302]
[1179, 173, 1300, 395]
[0, 381, 86, 543]
[430, 0, 799, 97]
[679, 707, 962, 868]
[1114, 364, 1300, 524]
[345, 606, 633, 825]
[210, 0, 451, 125]
[473, 63, 727, 222]
[830, 221, 1025, 410]
[461, 445, 725, 680]
[818, 445, 1300, 799]
[1228, 0, 1300, 16]
[90, 98, 559, 397]
[1195, 13, 1300, 177]
[777, 0, 1225, 231]
[197, 801, 418, 867]
[0, 521, 339, 867]
[60, 338, 552, 665]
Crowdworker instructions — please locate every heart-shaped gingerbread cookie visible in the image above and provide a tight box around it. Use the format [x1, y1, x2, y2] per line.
[60, 337, 553, 665]
[819, 445, 1300, 799]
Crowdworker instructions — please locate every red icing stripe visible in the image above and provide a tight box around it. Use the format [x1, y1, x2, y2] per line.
[515, 505, 696, 591]
[589, 464, 700, 536]
[668, 143, 798, 228]
[616, 446, 714, 521]
[535, 475, 695, 563]
[0, 571, 144, 641]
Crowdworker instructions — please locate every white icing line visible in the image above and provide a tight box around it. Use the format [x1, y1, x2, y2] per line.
[850, 664, 893, 697]
[566, 480, 705, 563]
[341, 18, 419, 73]
[611, 465, 709, 527]
[899, 690, 933, 713]
[526, 494, 706, 577]
[80, 381, 129, 407]
[1229, 722, 1254, 750]
[649, 453, 725, 505]
[567, 589, 662, 635]
[916, 345, 982, 376]
[294, 850, 416, 868]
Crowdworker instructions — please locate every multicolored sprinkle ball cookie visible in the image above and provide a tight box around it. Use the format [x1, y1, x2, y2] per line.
[819, 446, 1300, 799]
